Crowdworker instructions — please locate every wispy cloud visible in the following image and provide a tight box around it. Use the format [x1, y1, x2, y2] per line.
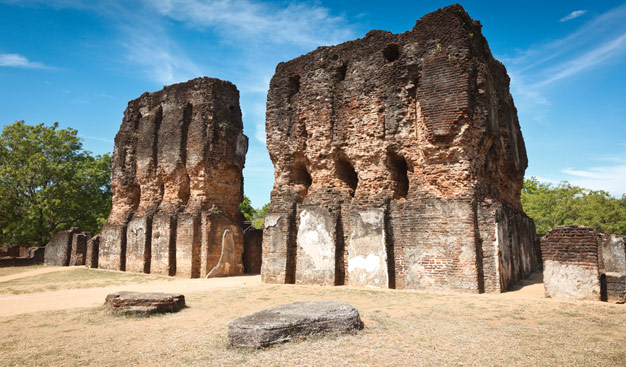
[119, 22, 202, 85]
[562, 163, 626, 197]
[535, 32, 626, 87]
[145, 0, 355, 48]
[79, 134, 114, 144]
[503, 4, 626, 120]
[560, 10, 587, 22]
[0, 53, 47, 68]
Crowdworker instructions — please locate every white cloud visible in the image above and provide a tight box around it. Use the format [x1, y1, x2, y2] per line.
[562, 164, 626, 196]
[536, 33, 626, 87]
[145, 0, 355, 48]
[78, 134, 114, 144]
[0, 53, 46, 68]
[503, 4, 626, 121]
[560, 10, 587, 22]
[119, 24, 202, 85]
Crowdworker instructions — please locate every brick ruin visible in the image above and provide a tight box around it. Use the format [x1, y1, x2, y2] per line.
[262, 4, 538, 292]
[0, 245, 45, 268]
[96, 77, 248, 278]
[43, 228, 91, 267]
[542, 225, 626, 302]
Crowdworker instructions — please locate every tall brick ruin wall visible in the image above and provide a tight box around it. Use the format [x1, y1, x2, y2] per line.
[97, 77, 248, 278]
[542, 225, 626, 302]
[262, 4, 537, 293]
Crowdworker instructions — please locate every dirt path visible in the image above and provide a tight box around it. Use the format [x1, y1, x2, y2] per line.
[0, 270, 547, 318]
[0, 266, 71, 283]
[0, 274, 262, 317]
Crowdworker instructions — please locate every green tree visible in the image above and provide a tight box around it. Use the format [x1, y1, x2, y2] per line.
[239, 196, 269, 229]
[0, 121, 112, 247]
[522, 177, 626, 235]
[239, 195, 255, 222]
[252, 202, 270, 229]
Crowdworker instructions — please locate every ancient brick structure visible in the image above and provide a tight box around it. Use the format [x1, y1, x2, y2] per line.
[598, 233, 626, 302]
[44, 228, 91, 266]
[0, 246, 44, 268]
[542, 226, 626, 302]
[98, 77, 248, 278]
[262, 4, 537, 292]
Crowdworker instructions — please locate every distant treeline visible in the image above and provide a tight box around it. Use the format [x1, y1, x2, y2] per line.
[0, 121, 112, 247]
[522, 177, 626, 235]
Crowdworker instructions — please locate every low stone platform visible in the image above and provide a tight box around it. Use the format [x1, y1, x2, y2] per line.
[104, 291, 185, 315]
[228, 301, 363, 348]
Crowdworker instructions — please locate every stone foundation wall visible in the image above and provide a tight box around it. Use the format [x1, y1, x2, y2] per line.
[541, 226, 600, 301]
[97, 77, 247, 278]
[598, 233, 626, 302]
[0, 247, 44, 268]
[262, 5, 536, 292]
[542, 226, 626, 302]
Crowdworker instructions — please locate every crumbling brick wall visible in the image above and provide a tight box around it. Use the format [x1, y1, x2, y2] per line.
[598, 233, 626, 303]
[98, 77, 248, 278]
[262, 4, 537, 292]
[0, 247, 44, 268]
[541, 225, 600, 301]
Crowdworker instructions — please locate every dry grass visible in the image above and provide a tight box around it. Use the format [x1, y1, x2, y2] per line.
[0, 267, 173, 295]
[0, 265, 45, 277]
[0, 270, 625, 367]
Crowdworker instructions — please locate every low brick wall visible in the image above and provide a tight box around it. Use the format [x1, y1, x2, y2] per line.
[541, 226, 600, 301]
[542, 226, 626, 303]
[0, 247, 45, 268]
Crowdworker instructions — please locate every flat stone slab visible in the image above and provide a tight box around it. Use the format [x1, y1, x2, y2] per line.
[104, 291, 185, 315]
[228, 301, 363, 348]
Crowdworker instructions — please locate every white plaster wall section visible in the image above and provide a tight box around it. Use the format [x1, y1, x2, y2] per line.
[404, 246, 443, 289]
[492, 221, 502, 290]
[264, 214, 281, 229]
[347, 209, 388, 288]
[296, 208, 335, 284]
[543, 260, 600, 301]
[207, 228, 240, 277]
[601, 234, 626, 272]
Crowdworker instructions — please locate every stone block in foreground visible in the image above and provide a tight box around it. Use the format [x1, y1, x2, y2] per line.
[104, 291, 185, 315]
[228, 301, 363, 348]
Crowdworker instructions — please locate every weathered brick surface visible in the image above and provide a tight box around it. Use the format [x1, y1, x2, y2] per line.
[69, 232, 90, 266]
[541, 226, 600, 301]
[542, 226, 626, 303]
[598, 233, 626, 303]
[44, 228, 79, 266]
[98, 77, 248, 278]
[0, 247, 44, 268]
[85, 235, 99, 268]
[262, 4, 536, 292]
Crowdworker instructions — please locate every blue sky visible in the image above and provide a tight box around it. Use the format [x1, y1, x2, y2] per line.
[1, 0, 625, 207]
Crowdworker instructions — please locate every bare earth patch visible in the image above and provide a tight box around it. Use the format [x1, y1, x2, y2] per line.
[0, 267, 624, 366]
[0, 264, 47, 278]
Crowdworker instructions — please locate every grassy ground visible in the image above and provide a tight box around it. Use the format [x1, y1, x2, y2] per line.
[0, 268, 625, 366]
[0, 267, 173, 295]
[0, 265, 45, 277]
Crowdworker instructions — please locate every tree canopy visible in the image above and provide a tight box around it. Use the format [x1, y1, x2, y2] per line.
[239, 195, 269, 229]
[0, 121, 112, 247]
[522, 177, 626, 235]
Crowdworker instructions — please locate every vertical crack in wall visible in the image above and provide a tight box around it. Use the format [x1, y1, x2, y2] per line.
[472, 200, 485, 293]
[384, 201, 396, 289]
[334, 207, 346, 286]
